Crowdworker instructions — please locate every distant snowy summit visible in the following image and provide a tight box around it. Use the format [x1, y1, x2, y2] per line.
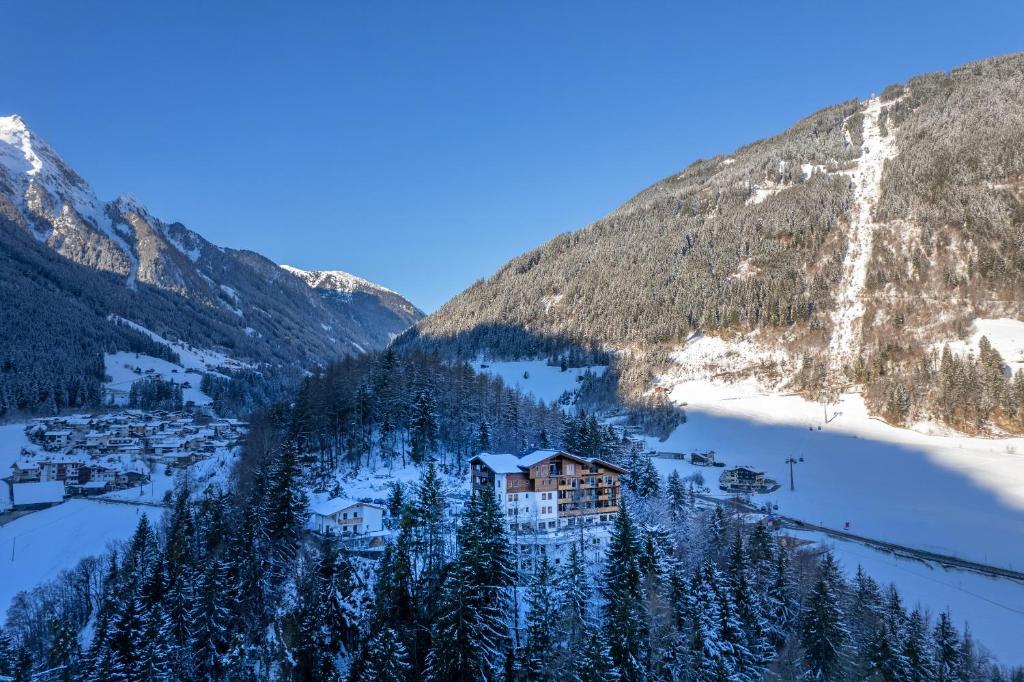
[0, 114, 423, 414]
[282, 265, 422, 323]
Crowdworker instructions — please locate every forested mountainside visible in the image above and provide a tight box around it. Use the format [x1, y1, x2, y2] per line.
[408, 53, 1024, 433]
[0, 115, 421, 414]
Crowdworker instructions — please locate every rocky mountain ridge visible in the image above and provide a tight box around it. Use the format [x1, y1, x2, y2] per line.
[0, 114, 422, 414]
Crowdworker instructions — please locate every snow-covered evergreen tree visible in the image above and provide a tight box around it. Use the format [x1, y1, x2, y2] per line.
[601, 503, 649, 682]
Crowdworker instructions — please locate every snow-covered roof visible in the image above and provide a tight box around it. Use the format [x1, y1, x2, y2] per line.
[44, 430, 73, 436]
[12, 481, 65, 506]
[309, 497, 384, 516]
[728, 466, 764, 474]
[517, 449, 567, 467]
[472, 450, 629, 475]
[472, 453, 525, 474]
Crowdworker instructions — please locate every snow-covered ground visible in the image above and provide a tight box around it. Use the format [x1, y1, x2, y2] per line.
[104, 351, 212, 406]
[109, 316, 249, 373]
[0, 499, 162, 615]
[791, 529, 1024, 666]
[649, 379, 1024, 571]
[99, 447, 237, 505]
[938, 318, 1024, 375]
[470, 359, 606, 404]
[103, 316, 253, 406]
[666, 332, 789, 385]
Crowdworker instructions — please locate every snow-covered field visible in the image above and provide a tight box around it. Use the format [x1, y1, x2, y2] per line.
[0, 499, 162, 615]
[791, 529, 1024, 666]
[650, 379, 1024, 571]
[104, 316, 254, 406]
[104, 351, 212, 406]
[470, 359, 606, 404]
[939, 318, 1024, 375]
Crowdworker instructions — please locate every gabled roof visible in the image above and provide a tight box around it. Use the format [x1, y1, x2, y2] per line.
[517, 449, 570, 467]
[470, 453, 524, 474]
[471, 449, 629, 475]
[310, 497, 385, 516]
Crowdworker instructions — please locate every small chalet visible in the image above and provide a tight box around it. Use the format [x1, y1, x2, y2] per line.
[690, 450, 716, 466]
[309, 498, 385, 536]
[84, 431, 109, 449]
[10, 459, 41, 482]
[719, 466, 774, 493]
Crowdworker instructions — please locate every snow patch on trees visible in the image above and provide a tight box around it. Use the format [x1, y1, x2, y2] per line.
[664, 332, 790, 387]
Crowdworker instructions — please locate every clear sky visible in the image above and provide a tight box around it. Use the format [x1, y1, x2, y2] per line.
[3, 2, 1022, 311]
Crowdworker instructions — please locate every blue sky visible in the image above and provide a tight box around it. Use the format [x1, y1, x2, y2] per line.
[3, 2, 1022, 311]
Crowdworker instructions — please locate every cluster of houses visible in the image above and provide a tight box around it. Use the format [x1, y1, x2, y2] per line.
[1, 411, 247, 513]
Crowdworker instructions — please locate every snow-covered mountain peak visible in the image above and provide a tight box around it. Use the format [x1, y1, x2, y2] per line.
[282, 265, 422, 322]
[0, 115, 43, 177]
[0, 113, 110, 234]
[281, 264, 397, 296]
[113, 192, 151, 218]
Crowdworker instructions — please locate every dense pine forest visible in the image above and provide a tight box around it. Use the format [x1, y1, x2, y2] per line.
[1, 350, 1020, 681]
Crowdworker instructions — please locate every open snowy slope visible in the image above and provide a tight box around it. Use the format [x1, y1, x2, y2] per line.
[938, 318, 1024, 374]
[649, 379, 1024, 571]
[102, 317, 254, 406]
[470, 359, 606, 404]
[0, 500, 163, 615]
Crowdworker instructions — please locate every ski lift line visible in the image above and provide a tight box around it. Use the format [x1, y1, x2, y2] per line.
[4, 507, 84, 547]
[814, 537, 1024, 617]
